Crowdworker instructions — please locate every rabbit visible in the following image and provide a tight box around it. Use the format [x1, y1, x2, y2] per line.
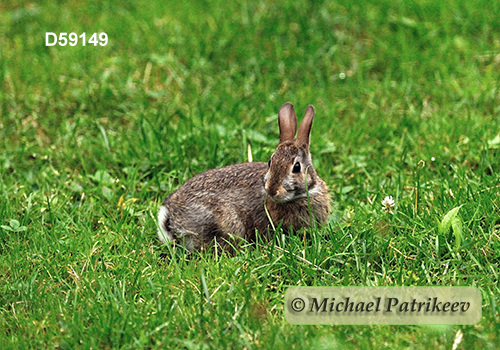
[157, 102, 331, 251]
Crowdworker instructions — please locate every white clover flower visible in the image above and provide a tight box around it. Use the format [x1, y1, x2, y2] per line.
[381, 196, 396, 214]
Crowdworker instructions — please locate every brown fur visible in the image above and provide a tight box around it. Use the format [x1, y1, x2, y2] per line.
[157, 102, 331, 251]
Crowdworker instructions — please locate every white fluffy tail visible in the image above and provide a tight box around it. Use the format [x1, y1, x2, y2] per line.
[157, 205, 173, 243]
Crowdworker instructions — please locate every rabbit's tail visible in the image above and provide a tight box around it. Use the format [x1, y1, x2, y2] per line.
[157, 205, 174, 243]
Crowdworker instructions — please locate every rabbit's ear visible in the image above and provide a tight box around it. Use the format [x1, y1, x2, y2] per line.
[297, 105, 314, 147]
[278, 102, 297, 143]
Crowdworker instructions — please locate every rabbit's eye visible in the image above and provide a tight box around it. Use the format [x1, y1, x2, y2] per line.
[268, 160, 271, 168]
[292, 162, 301, 173]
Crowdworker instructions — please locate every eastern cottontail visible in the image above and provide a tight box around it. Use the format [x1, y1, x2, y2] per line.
[157, 102, 330, 251]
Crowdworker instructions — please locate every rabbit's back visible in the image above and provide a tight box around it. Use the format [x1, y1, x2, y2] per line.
[171, 162, 268, 194]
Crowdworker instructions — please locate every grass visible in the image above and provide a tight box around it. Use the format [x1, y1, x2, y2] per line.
[1, 0, 499, 348]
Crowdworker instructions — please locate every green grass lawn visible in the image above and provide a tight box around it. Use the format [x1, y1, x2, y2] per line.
[1, 0, 499, 348]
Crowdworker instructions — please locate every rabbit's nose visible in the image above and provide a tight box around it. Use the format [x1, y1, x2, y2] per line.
[264, 182, 273, 195]
[265, 182, 280, 197]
